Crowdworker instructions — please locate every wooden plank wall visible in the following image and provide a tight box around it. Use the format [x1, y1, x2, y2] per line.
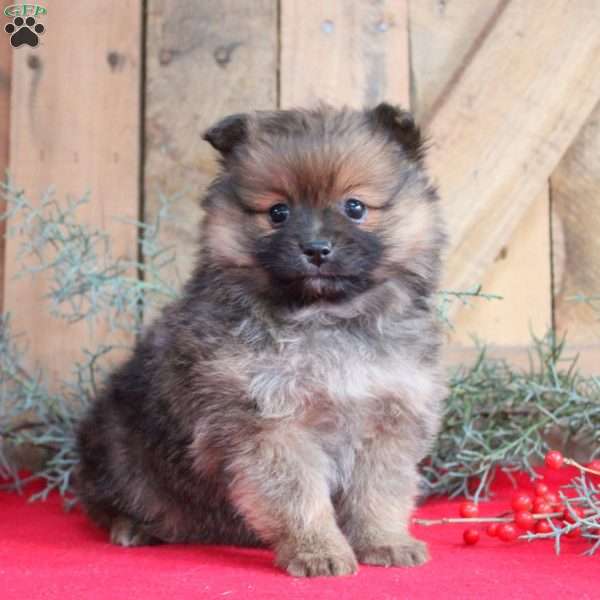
[2, 0, 600, 383]
[425, 0, 600, 315]
[411, 0, 600, 369]
[3, 2, 141, 381]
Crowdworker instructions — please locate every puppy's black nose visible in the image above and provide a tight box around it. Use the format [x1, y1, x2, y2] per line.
[301, 240, 333, 266]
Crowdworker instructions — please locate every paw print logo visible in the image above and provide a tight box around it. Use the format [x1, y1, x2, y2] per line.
[5, 16, 45, 48]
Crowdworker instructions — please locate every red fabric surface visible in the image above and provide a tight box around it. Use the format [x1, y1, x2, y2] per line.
[1, 467, 597, 600]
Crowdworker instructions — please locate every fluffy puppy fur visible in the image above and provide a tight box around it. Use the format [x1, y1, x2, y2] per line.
[76, 103, 447, 577]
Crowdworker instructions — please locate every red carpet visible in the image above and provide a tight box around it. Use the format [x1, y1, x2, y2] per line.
[1, 467, 596, 600]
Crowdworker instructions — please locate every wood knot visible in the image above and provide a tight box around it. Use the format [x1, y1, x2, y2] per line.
[213, 42, 241, 68]
[159, 48, 173, 65]
[107, 51, 125, 71]
[27, 54, 41, 70]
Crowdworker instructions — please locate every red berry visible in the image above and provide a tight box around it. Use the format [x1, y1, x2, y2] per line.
[532, 499, 552, 514]
[486, 523, 499, 537]
[514, 511, 536, 530]
[459, 501, 479, 518]
[565, 527, 581, 539]
[545, 450, 564, 470]
[463, 528, 480, 545]
[563, 506, 585, 524]
[535, 520, 552, 534]
[511, 492, 533, 512]
[498, 523, 519, 542]
[534, 482, 549, 497]
[544, 492, 559, 506]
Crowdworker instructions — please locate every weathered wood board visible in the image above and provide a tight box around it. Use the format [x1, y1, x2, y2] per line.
[144, 0, 278, 292]
[552, 101, 600, 345]
[410, 0, 505, 122]
[450, 190, 551, 345]
[424, 0, 600, 323]
[3, 2, 141, 382]
[411, 0, 550, 346]
[281, 0, 409, 108]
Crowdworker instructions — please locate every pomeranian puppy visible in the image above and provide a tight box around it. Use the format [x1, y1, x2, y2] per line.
[76, 103, 446, 577]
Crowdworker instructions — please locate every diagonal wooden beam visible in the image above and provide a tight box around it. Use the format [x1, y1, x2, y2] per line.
[411, 0, 552, 346]
[425, 0, 600, 301]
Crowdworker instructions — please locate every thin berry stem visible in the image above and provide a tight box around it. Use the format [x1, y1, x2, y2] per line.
[414, 516, 511, 526]
[564, 457, 600, 477]
[413, 507, 595, 527]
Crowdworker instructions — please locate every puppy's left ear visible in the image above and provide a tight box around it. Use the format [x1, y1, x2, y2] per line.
[368, 103, 424, 161]
[203, 113, 248, 156]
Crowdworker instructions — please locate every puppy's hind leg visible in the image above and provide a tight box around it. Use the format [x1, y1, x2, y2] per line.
[226, 426, 357, 577]
[109, 515, 163, 547]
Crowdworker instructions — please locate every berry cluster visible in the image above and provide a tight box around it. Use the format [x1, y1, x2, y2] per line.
[416, 450, 600, 553]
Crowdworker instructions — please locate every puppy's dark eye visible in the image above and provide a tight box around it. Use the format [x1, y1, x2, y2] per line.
[269, 203, 290, 225]
[344, 198, 367, 221]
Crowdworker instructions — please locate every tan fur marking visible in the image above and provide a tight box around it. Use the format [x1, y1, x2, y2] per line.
[238, 117, 401, 210]
[204, 201, 255, 268]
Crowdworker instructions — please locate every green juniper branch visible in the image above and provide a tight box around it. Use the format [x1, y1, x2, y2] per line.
[1, 181, 178, 330]
[435, 286, 503, 329]
[0, 181, 179, 499]
[423, 334, 600, 501]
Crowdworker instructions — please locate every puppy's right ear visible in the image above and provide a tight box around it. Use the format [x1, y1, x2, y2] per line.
[203, 113, 248, 156]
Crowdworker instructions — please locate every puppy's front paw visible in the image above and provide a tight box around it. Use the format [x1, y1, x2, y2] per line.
[356, 538, 429, 568]
[277, 540, 358, 578]
[282, 550, 358, 577]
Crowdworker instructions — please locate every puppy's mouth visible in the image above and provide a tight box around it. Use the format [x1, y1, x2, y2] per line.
[303, 273, 339, 280]
[296, 272, 357, 301]
[260, 260, 370, 305]
[299, 263, 348, 279]
[299, 269, 351, 285]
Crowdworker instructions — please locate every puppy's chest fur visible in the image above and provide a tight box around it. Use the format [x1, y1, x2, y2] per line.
[234, 320, 437, 480]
